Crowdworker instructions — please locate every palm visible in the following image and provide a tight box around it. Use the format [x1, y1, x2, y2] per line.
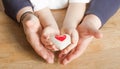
[22, 15, 54, 63]
[77, 23, 93, 39]
[59, 22, 102, 65]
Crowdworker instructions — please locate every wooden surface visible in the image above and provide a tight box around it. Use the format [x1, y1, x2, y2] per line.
[0, 7, 120, 69]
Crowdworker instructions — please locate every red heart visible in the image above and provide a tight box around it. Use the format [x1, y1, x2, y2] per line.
[55, 35, 66, 41]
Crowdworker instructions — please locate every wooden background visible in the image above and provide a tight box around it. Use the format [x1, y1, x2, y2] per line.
[0, 1, 120, 69]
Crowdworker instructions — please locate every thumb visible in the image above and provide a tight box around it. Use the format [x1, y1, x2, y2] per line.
[89, 27, 103, 39]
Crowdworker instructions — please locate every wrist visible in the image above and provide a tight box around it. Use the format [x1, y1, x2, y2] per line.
[61, 25, 76, 32]
[84, 14, 102, 29]
[62, 22, 78, 29]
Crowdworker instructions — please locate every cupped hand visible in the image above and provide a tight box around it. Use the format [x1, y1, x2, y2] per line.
[59, 14, 103, 65]
[41, 26, 60, 51]
[58, 27, 79, 63]
[22, 14, 55, 63]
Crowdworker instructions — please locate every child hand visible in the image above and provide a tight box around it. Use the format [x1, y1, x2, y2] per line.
[41, 26, 60, 51]
[59, 27, 79, 62]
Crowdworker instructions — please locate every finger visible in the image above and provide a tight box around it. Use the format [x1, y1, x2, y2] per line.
[33, 43, 55, 64]
[60, 30, 79, 55]
[26, 32, 54, 63]
[41, 33, 55, 46]
[61, 49, 77, 65]
[44, 45, 53, 50]
[44, 48, 55, 63]
[42, 38, 54, 46]
[51, 45, 59, 51]
[58, 52, 68, 64]
[45, 45, 59, 51]
[41, 33, 49, 44]
[59, 44, 76, 58]
[61, 37, 93, 65]
[41, 32, 60, 51]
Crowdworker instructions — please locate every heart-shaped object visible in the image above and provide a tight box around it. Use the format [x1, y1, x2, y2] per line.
[55, 35, 66, 41]
[50, 34, 71, 50]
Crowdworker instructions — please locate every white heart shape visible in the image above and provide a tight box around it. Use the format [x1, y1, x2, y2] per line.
[50, 34, 71, 50]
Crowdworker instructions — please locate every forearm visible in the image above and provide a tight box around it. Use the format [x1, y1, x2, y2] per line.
[2, 0, 33, 22]
[36, 8, 58, 28]
[62, 3, 86, 29]
[86, 0, 120, 26]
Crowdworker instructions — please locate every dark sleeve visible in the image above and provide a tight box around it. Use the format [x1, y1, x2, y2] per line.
[86, 0, 120, 26]
[2, 0, 33, 21]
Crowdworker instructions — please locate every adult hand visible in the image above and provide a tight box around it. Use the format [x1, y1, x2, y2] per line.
[22, 13, 54, 63]
[59, 14, 103, 65]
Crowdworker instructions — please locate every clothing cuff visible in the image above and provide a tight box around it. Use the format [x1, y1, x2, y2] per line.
[69, 0, 91, 3]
